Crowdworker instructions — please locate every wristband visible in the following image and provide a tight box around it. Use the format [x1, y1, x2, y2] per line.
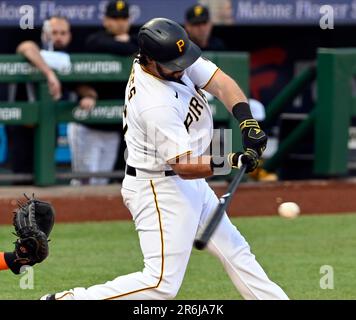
[232, 102, 253, 123]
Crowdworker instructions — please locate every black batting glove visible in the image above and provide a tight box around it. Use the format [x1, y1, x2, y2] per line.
[240, 120, 267, 157]
[232, 102, 267, 157]
[228, 149, 259, 173]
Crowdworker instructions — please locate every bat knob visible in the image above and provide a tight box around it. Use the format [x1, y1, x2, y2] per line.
[194, 239, 207, 250]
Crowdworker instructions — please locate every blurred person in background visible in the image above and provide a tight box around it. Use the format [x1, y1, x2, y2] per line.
[68, 0, 138, 185]
[16, 16, 71, 101]
[184, 4, 225, 51]
[199, 0, 234, 25]
[86, 0, 137, 55]
[184, 4, 225, 103]
[8, 16, 97, 184]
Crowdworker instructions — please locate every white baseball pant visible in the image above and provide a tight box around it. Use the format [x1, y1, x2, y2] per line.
[53, 173, 288, 300]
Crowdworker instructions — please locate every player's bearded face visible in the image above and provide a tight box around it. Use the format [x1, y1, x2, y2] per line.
[156, 63, 184, 81]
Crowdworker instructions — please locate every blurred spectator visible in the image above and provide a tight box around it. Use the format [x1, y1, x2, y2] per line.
[16, 16, 71, 100]
[8, 16, 97, 184]
[199, 0, 234, 25]
[86, 0, 137, 54]
[68, 0, 138, 185]
[184, 4, 226, 51]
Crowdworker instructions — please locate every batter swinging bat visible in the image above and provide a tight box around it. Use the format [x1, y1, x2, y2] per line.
[194, 164, 247, 250]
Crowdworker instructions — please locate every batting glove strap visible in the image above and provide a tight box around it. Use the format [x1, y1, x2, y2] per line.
[239, 119, 260, 131]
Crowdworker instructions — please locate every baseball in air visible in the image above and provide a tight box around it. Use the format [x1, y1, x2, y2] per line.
[278, 202, 300, 219]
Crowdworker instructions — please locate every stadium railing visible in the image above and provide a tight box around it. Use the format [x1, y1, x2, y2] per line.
[262, 48, 356, 177]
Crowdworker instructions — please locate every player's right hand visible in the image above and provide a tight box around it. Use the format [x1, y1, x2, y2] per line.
[228, 149, 259, 173]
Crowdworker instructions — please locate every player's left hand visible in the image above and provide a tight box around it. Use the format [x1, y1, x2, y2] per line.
[240, 119, 267, 157]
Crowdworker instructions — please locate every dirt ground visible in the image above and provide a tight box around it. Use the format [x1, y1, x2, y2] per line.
[1, 179, 356, 224]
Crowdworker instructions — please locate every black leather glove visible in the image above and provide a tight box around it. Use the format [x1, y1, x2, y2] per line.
[228, 149, 259, 173]
[7, 195, 55, 274]
[232, 102, 267, 157]
[240, 119, 267, 157]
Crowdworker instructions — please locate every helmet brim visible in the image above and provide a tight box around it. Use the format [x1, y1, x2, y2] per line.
[157, 40, 201, 72]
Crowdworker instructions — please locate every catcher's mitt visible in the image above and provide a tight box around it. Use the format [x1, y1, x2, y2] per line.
[10, 194, 55, 273]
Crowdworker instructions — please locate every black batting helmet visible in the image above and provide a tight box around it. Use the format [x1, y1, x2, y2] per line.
[138, 18, 201, 72]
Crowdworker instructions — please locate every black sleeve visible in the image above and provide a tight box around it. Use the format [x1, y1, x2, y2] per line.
[86, 32, 138, 56]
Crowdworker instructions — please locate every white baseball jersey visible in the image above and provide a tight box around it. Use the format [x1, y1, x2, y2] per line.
[123, 57, 219, 171]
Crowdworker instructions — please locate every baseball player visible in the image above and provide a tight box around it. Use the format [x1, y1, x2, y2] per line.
[41, 18, 288, 300]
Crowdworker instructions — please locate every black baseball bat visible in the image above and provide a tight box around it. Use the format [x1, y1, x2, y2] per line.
[194, 164, 247, 250]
